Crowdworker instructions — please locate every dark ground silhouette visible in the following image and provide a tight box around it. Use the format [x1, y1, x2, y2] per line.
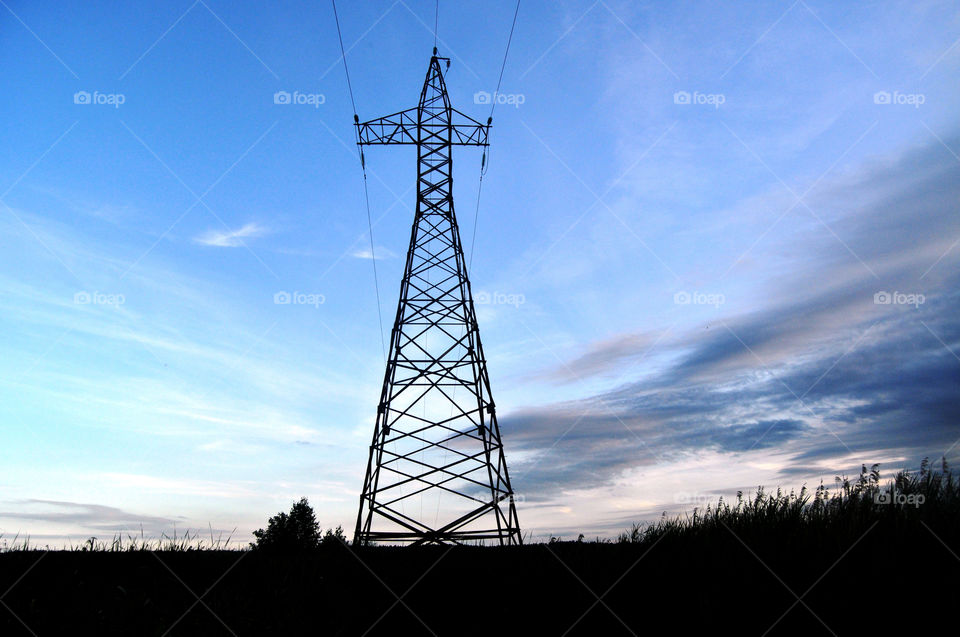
[2, 463, 956, 635]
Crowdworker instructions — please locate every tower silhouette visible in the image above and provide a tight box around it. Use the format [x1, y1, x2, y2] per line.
[353, 51, 522, 546]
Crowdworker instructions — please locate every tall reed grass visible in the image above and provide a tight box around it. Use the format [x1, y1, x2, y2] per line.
[617, 457, 956, 544]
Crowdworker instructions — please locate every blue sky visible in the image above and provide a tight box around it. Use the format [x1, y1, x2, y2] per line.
[1, 0, 958, 544]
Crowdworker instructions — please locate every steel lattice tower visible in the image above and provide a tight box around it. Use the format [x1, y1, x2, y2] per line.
[353, 51, 522, 546]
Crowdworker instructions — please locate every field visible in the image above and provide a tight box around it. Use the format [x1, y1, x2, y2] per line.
[2, 462, 957, 635]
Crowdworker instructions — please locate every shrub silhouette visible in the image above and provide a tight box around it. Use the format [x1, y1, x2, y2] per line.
[322, 525, 347, 545]
[251, 497, 323, 551]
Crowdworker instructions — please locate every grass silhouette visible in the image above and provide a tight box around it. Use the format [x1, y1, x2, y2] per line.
[617, 457, 955, 546]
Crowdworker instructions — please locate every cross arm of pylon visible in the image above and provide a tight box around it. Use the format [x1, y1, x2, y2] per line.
[356, 107, 490, 146]
[356, 107, 418, 144]
[448, 108, 491, 145]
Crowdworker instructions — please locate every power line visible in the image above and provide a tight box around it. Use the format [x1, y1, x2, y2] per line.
[331, 0, 387, 361]
[488, 0, 521, 121]
[361, 172, 387, 362]
[331, 0, 357, 117]
[470, 0, 521, 271]
[468, 170, 484, 272]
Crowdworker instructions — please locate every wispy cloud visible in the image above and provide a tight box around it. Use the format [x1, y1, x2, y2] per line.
[351, 246, 395, 260]
[194, 222, 266, 247]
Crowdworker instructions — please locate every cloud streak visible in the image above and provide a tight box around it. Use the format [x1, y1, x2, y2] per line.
[504, 134, 960, 513]
[0, 499, 181, 534]
[193, 222, 266, 247]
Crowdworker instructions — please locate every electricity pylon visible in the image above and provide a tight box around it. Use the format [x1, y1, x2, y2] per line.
[353, 50, 522, 546]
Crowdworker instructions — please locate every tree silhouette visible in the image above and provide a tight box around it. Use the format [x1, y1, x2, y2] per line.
[251, 497, 323, 551]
